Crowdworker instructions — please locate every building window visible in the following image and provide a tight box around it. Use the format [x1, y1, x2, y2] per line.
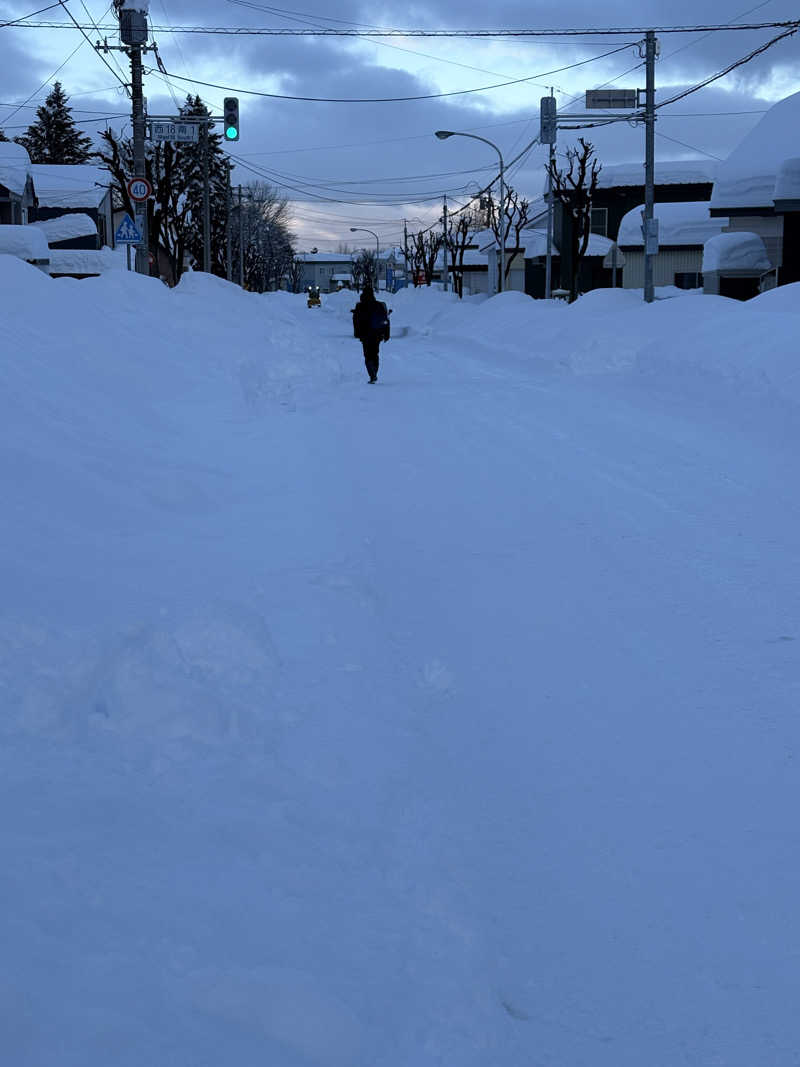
[591, 207, 608, 236]
[674, 271, 703, 290]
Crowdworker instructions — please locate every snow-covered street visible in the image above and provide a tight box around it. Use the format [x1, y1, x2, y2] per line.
[2, 257, 799, 1065]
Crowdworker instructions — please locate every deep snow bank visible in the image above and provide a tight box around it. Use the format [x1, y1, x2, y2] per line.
[3, 262, 800, 1067]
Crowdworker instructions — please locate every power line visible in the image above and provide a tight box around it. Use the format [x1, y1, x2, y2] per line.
[147, 43, 636, 103]
[655, 130, 724, 160]
[56, 0, 130, 95]
[225, 0, 562, 90]
[0, 2, 62, 26]
[0, 33, 87, 124]
[656, 23, 799, 108]
[8, 17, 800, 34]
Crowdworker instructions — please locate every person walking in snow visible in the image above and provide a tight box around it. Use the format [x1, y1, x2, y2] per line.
[352, 283, 390, 383]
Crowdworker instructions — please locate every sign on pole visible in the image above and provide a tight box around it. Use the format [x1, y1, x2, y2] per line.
[540, 96, 557, 144]
[151, 121, 200, 143]
[127, 177, 152, 202]
[585, 89, 638, 109]
[115, 213, 143, 244]
[642, 216, 659, 256]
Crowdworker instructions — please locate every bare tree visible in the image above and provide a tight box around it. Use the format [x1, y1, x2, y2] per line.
[485, 184, 533, 286]
[445, 206, 481, 298]
[232, 180, 295, 291]
[409, 230, 443, 286]
[546, 138, 602, 302]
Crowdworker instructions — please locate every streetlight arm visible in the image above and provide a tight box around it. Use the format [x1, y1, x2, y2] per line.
[434, 130, 506, 293]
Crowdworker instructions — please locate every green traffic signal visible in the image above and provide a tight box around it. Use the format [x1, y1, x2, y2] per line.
[223, 96, 239, 142]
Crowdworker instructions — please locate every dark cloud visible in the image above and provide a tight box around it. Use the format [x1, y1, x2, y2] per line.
[1, 0, 797, 244]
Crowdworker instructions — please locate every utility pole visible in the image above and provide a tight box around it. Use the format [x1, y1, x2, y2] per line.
[544, 88, 556, 300]
[226, 162, 232, 282]
[442, 194, 449, 292]
[106, 3, 151, 275]
[201, 119, 211, 273]
[129, 44, 149, 275]
[643, 30, 658, 304]
[403, 219, 409, 286]
[238, 184, 244, 288]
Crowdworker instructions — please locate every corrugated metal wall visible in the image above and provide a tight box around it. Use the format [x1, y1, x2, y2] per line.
[622, 248, 704, 288]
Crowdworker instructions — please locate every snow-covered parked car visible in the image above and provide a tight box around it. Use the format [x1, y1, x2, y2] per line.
[0, 224, 50, 272]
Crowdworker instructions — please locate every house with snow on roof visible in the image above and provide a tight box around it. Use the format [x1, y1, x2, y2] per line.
[617, 201, 728, 291]
[706, 90, 800, 298]
[29, 163, 114, 249]
[0, 142, 36, 224]
[545, 158, 716, 297]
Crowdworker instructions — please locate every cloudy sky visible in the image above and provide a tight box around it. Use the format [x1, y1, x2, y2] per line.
[1, 0, 799, 249]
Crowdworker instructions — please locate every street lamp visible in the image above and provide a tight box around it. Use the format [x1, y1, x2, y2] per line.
[435, 130, 505, 293]
[350, 226, 380, 289]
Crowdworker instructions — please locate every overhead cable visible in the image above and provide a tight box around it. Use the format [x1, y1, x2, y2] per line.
[146, 43, 636, 103]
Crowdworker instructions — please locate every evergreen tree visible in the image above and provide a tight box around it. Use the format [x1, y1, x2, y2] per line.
[0, 129, 9, 142]
[174, 95, 230, 277]
[18, 82, 93, 164]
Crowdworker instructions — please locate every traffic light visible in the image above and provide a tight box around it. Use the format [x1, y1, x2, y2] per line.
[540, 96, 557, 145]
[223, 97, 240, 142]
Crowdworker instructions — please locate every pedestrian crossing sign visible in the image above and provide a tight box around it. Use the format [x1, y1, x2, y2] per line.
[115, 214, 143, 244]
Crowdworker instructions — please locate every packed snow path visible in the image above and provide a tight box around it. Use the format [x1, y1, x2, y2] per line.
[2, 261, 799, 1065]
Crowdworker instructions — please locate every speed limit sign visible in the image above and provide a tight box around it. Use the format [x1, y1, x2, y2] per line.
[127, 177, 152, 201]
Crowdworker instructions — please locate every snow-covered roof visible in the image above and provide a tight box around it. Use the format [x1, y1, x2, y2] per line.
[702, 232, 771, 273]
[711, 91, 800, 212]
[618, 201, 728, 247]
[29, 164, 112, 209]
[597, 160, 716, 190]
[32, 213, 98, 244]
[0, 224, 50, 261]
[774, 157, 800, 206]
[298, 252, 354, 264]
[48, 247, 121, 276]
[0, 141, 33, 197]
[519, 228, 614, 258]
[543, 159, 716, 195]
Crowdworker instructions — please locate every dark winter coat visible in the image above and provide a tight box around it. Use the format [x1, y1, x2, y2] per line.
[352, 289, 390, 342]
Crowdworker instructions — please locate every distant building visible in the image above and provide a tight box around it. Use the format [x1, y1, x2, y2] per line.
[297, 247, 403, 293]
[0, 142, 36, 224]
[296, 252, 354, 292]
[708, 90, 800, 292]
[617, 202, 728, 291]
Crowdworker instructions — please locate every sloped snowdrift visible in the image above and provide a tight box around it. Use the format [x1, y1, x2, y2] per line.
[2, 257, 800, 1066]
